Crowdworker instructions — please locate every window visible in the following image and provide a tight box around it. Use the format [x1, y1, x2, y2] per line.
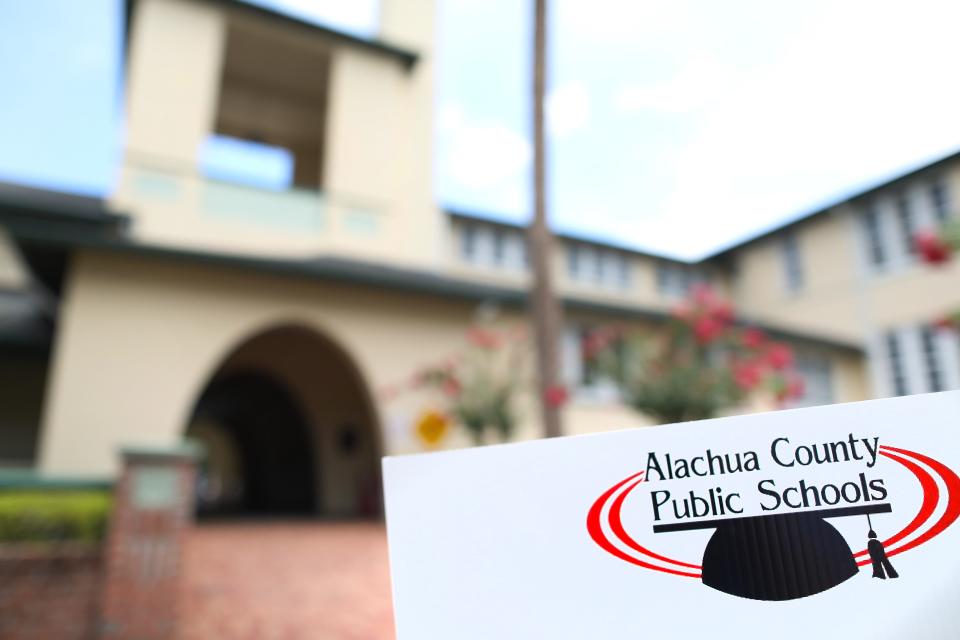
[491, 228, 506, 265]
[861, 204, 887, 269]
[789, 353, 834, 408]
[567, 244, 630, 289]
[567, 326, 625, 400]
[780, 233, 803, 293]
[616, 254, 631, 288]
[920, 325, 945, 392]
[460, 224, 478, 261]
[885, 330, 908, 396]
[459, 223, 528, 271]
[930, 180, 950, 224]
[894, 192, 917, 255]
[657, 263, 681, 296]
[657, 262, 700, 297]
[582, 246, 599, 282]
[567, 245, 581, 278]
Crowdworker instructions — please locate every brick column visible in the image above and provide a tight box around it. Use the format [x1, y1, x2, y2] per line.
[99, 445, 199, 639]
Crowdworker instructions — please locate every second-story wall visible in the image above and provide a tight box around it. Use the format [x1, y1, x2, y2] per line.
[729, 210, 863, 343]
[728, 158, 960, 399]
[446, 214, 728, 314]
[115, 0, 442, 269]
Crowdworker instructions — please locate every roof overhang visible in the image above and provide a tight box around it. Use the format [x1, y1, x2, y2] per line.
[0, 183, 862, 356]
[124, 0, 420, 71]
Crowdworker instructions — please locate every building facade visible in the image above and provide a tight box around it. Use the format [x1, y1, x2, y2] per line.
[0, 0, 955, 517]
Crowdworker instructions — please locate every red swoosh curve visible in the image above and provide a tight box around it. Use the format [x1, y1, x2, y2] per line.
[608, 477, 702, 571]
[852, 449, 938, 565]
[877, 445, 960, 559]
[586, 471, 700, 578]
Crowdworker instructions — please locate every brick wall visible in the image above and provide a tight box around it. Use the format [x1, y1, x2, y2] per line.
[0, 446, 197, 640]
[0, 544, 103, 639]
[98, 448, 197, 639]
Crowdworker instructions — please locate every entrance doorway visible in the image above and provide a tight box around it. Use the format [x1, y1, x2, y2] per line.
[186, 324, 381, 517]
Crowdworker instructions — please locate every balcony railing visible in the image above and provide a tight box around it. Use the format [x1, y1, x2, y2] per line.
[119, 155, 386, 256]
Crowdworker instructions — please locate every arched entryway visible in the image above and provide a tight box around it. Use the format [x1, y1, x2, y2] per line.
[186, 324, 381, 518]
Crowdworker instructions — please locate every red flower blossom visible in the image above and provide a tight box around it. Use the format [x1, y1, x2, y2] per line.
[693, 316, 724, 344]
[690, 283, 716, 306]
[466, 327, 501, 349]
[544, 384, 569, 408]
[742, 327, 767, 350]
[786, 376, 806, 400]
[935, 314, 959, 331]
[915, 230, 954, 265]
[710, 300, 735, 324]
[582, 331, 612, 360]
[733, 361, 763, 390]
[442, 377, 462, 397]
[776, 374, 806, 404]
[765, 343, 794, 370]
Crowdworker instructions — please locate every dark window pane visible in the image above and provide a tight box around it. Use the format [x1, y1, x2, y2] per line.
[885, 331, 907, 396]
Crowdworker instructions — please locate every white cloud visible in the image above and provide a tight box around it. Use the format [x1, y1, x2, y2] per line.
[555, 0, 695, 43]
[439, 0, 960, 257]
[437, 103, 531, 191]
[614, 59, 737, 115]
[546, 83, 591, 137]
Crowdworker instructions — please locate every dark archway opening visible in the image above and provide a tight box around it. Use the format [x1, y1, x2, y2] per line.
[189, 371, 317, 516]
[185, 324, 382, 520]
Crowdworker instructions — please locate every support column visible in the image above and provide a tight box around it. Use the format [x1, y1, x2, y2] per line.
[99, 445, 199, 639]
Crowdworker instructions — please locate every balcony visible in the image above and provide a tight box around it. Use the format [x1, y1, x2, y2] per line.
[117, 154, 385, 259]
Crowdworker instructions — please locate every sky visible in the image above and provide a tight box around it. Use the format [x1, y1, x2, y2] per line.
[2, 1, 960, 259]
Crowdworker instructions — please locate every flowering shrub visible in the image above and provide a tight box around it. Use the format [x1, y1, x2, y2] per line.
[588, 285, 804, 424]
[914, 220, 960, 330]
[410, 324, 528, 444]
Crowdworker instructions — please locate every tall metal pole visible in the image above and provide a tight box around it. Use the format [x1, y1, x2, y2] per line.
[529, 0, 564, 438]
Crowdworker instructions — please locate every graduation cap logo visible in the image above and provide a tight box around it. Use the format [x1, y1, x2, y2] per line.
[587, 445, 960, 601]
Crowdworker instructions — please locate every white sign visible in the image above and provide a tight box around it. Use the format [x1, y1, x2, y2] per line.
[383, 392, 960, 639]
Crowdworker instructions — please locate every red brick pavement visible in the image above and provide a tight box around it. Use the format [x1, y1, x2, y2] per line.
[178, 522, 395, 640]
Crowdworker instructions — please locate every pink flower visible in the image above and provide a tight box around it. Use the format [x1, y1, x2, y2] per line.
[765, 343, 794, 370]
[582, 332, 608, 360]
[742, 328, 767, 350]
[690, 283, 716, 307]
[442, 377, 462, 397]
[776, 374, 806, 404]
[544, 384, 569, 408]
[693, 316, 724, 344]
[733, 362, 763, 390]
[786, 376, 806, 400]
[710, 300, 735, 324]
[935, 314, 958, 331]
[915, 230, 954, 265]
[466, 327, 501, 349]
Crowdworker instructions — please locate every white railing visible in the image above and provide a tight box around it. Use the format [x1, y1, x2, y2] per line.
[121, 154, 386, 244]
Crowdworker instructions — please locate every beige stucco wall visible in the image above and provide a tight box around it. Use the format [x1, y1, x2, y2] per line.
[124, 0, 225, 166]
[39, 249, 530, 475]
[731, 211, 864, 344]
[729, 161, 960, 389]
[38, 248, 867, 476]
